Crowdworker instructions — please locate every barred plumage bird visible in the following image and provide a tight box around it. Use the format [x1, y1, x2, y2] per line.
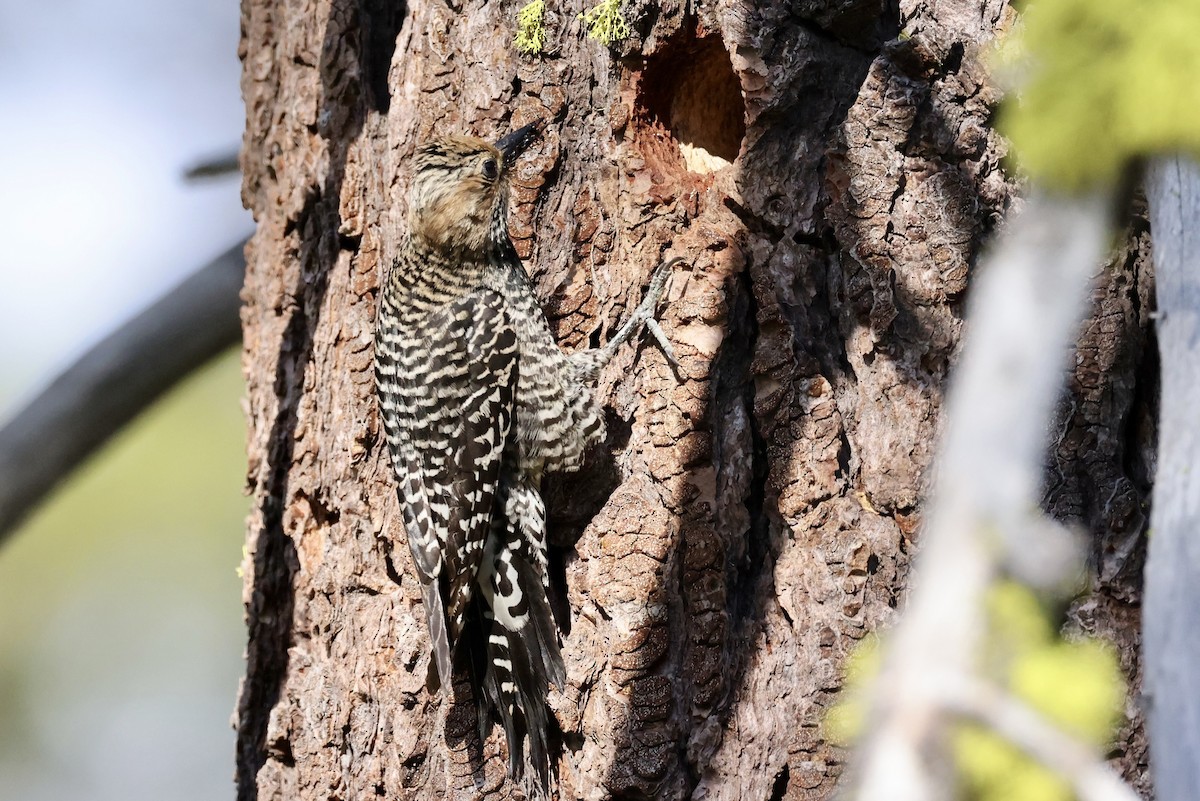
[374, 121, 677, 787]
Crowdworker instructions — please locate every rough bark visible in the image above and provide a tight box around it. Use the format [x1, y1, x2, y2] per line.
[1054, 202, 1157, 798]
[233, 0, 1154, 799]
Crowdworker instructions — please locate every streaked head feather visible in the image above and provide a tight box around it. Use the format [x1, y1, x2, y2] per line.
[410, 136, 509, 256]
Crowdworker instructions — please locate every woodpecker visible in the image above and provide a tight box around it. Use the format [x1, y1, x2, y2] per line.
[374, 121, 678, 788]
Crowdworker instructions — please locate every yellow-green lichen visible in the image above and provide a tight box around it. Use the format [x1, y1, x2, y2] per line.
[823, 634, 882, 745]
[824, 581, 1126, 801]
[998, 0, 1200, 189]
[580, 0, 631, 46]
[954, 725, 1072, 801]
[953, 582, 1126, 801]
[515, 0, 547, 56]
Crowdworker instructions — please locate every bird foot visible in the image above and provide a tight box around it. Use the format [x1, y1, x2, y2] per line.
[644, 318, 678, 368]
[603, 256, 683, 368]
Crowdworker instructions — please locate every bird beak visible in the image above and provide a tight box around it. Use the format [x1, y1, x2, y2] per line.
[495, 120, 544, 165]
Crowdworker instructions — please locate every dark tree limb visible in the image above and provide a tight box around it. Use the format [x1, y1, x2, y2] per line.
[0, 239, 247, 543]
[184, 148, 242, 181]
[1143, 156, 1200, 801]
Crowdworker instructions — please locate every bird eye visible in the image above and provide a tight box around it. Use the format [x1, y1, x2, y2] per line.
[482, 158, 499, 181]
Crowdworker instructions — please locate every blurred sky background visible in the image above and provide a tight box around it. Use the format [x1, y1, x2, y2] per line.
[0, 1, 253, 799]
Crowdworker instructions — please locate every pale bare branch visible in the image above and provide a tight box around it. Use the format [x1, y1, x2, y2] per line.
[844, 190, 1124, 801]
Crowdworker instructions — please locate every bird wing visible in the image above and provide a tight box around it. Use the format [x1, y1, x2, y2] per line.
[377, 287, 518, 686]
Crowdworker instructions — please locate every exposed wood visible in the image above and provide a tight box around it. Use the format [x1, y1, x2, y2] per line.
[1143, 156, 1200, 801]
[0, 241, 246, 542]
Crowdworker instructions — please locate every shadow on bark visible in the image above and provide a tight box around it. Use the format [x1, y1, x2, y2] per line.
[1044, 207, 1157, 592]
[824, 36, 1009, 440]
[1045, 208, 1157, 792]
[236, 1, 404, 798]
[823, 24, 1158, 794]
[580, 6, 896, 797]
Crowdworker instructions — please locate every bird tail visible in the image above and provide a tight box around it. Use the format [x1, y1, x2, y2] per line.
[417, 577, 453, 693]
[475, 511, 565, 789]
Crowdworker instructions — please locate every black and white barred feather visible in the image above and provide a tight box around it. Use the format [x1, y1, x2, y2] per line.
[376, 122, 676, 790]
[374, 125, 602, 790]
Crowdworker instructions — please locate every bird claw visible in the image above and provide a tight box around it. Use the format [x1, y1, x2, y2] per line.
[637, 257, 682, 368]
[644, 317, 679, 367]
[644, 257, 679, 306]
[602, 256, 684, 369]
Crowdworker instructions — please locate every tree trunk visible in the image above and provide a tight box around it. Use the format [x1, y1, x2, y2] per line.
[1142, 157, 1200, 801]
[233, 0, 1154, 798]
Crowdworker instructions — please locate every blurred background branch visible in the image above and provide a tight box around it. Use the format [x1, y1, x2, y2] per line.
[184, 149, 242, 181]
[0, 4, 256, 799]
[0, 240, 246, 543]
[845, 191, 1134, 801]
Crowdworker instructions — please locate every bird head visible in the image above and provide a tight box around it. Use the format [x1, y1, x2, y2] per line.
[408, 121, 543, 256]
